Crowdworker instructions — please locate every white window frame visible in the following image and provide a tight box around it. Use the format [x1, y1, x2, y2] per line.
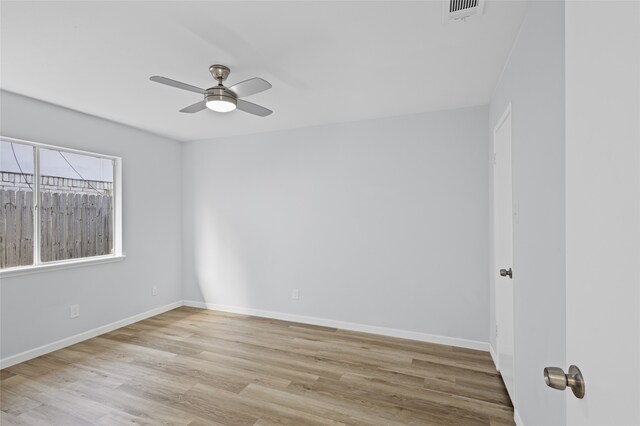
[0, 136, 124, 277]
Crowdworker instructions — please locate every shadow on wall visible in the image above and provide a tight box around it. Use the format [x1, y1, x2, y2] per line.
[193, 204, 251, 308]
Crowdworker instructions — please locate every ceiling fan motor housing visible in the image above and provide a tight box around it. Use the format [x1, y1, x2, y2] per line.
[205, 86, 237, 101]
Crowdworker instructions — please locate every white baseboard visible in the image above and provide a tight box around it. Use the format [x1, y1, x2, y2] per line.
[183, 300, 489, 351]
[2, 299, 490, 369]
[0, 301, 183, 369]
[514, 408, 524, 426]
[489, 343, 499, 371]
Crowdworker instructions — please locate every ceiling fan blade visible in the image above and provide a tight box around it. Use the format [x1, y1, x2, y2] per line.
[150, 76, 204, 94]
[179, 100, 207, 113]
[236, 99, 272, 117]
[228, 77, 272, 98]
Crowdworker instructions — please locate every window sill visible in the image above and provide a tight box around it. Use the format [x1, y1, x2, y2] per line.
[0, 255, 126, 278]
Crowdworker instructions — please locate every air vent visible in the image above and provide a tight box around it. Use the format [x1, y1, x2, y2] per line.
[443, 0, 485, 22]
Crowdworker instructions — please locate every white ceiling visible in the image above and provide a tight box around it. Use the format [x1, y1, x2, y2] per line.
[1, 1, 527, 142]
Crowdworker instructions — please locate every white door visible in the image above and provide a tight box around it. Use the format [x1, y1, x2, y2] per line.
[563, 1, 640, 424]
[493, 106, 515, 402]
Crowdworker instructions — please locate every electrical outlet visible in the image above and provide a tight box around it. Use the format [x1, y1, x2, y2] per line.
[291, 288, 299, 300]
[152, 286, 158, 296]
[70, 304, 80, 319]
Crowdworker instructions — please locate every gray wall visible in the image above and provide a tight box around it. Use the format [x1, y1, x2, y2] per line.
[0, 91, 183, 360]
[182, 105, 491, 343]
[489, 1, 566, 424]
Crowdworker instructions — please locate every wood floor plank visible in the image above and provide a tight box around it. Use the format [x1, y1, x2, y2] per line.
[286, 378, 490, 426]
[0, 375, 115, 423]
[17, 403, 94, 426]
[0, 389, 42, 416]
[339, 373, 514, 422]
[242, 382, 413, 426]
[1, 307, 514, 425]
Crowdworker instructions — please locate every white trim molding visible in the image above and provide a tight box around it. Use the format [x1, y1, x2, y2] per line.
[0, 255, 126, 278]
[183, 300, 489, 351]
[514, 408, 524, 426]
[489, 343, 499, 371]
[0, 301, 181, 369]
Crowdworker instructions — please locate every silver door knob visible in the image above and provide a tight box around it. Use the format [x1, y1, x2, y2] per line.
[543, 365, 585, 399]
[499, 268, 512, 278]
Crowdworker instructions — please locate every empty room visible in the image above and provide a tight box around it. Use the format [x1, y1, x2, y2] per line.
[0, 1, 638, 425]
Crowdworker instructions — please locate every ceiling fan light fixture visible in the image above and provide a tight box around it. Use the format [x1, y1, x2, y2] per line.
[205, 93, 237, 112]
[151, 65, 272, 116]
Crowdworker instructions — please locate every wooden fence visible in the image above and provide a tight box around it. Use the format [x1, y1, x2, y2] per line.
[0, 190, 113, 268]
[0, 190, 33, 268]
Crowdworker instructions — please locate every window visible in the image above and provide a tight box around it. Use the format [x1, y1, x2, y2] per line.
[0, 137, 121, 271]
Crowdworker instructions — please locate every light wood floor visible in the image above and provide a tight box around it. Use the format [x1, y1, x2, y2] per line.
[1, 307, 514, 425]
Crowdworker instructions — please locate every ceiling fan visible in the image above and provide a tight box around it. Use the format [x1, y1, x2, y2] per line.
[150, 65, 272, 117]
